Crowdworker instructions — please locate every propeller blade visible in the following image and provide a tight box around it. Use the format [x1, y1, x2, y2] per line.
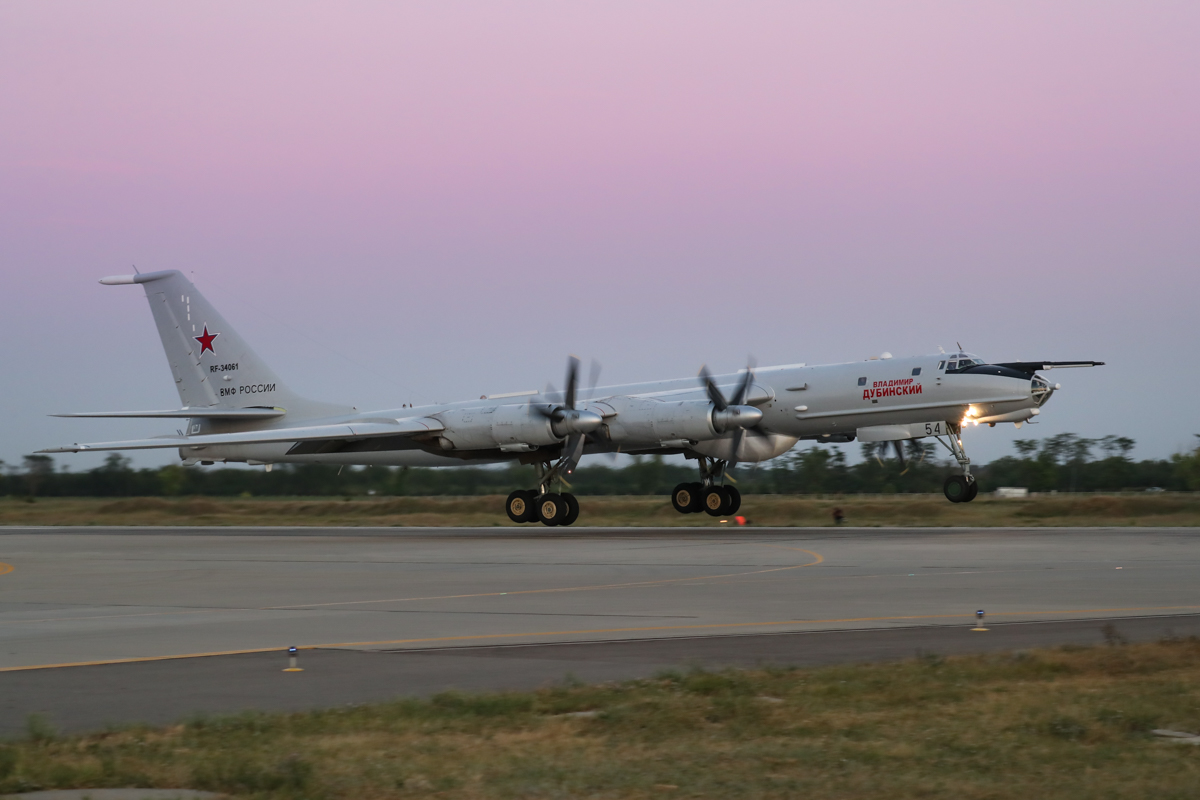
[731, 358, 756, 405]
[699, 366, 729, 411]
[564, 356, 579, 410]
[893, 440, 909, 475]
[562, 433, 586, 473]
[587, 359, 602, 401]
[532, 383, 559, 418]
[728, 427, 745, 467]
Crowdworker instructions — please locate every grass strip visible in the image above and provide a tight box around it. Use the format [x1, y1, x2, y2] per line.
[3, 639, 1200, 798]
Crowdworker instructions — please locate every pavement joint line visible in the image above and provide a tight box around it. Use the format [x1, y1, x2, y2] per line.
[4, 604, 1200, 673]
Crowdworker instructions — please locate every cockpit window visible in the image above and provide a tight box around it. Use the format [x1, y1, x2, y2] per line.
[937, 361, 945, 370]
[953, 353, 985, 367]
[947, 357, 983, 371]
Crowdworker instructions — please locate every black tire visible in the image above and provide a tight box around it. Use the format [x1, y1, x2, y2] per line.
[505, 490, 531, 523]
[671, 483, 696, 514]
[687, 482, 705, 513]
[561, 492, 580, 526]
[964, 480, 979, 502]
[702, 486, 728, 516]
[520, 489, 540, 521]
[725, 485, 742, 515]
[537, 493, 568, 526]
[943, 475, 969, 503]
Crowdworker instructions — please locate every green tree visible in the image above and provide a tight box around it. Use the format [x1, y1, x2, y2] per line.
[158, 465, 187, 496]
[1172, 436, 1200, 491]
[23, 455, 54, 499]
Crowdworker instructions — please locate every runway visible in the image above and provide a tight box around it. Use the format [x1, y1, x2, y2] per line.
[0, 526, 1197, 734]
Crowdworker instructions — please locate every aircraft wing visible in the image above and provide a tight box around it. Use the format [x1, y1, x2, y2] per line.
[994, 360, 1105, 373]
[52, 408, 286, 420]
[38, 417, 445, 454]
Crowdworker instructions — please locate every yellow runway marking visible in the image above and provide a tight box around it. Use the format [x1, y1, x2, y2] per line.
[0, 562, 13, 576]
[264, 547, 826, 610]
[4, 602, 1200, 673]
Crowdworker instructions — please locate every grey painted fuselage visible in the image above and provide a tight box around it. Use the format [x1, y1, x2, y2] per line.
[192, 354, 1038, 468]
[45, 270, 1080, 473]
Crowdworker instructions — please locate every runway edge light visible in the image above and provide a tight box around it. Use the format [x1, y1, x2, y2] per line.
[972, 609, 988, 632]
[284, 645, 303, 672]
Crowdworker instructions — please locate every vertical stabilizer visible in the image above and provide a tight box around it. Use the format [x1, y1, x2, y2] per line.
[101, 270, 345, 419]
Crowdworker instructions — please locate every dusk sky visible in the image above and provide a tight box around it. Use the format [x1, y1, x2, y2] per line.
[2, 2, 1197, 471]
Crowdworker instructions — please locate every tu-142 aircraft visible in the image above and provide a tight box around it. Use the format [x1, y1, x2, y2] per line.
[42, 270, 1103, 525]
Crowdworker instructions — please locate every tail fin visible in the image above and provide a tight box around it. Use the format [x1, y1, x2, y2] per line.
[100, 270, 345, 418]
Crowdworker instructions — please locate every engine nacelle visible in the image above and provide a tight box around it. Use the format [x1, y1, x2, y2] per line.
[692, 433, 798, 463]
[436, 404, 559, 451]
[602, 397, 718, 444]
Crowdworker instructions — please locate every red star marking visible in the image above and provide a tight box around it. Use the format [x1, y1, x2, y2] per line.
[194, 325, 219, 356]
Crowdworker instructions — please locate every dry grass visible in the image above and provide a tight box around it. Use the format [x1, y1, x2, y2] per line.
[4, 639, 1200, 798]
[1, 493, 1198, 528]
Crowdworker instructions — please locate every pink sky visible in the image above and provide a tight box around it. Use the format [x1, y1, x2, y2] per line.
[2, 2, 1198, 467]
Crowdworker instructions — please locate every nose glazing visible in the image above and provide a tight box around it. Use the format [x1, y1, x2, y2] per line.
[1031, 376, 1053, 406]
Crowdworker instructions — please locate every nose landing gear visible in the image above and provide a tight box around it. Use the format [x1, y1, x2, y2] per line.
[943, 474, 978, 503]
[672, 457, 742, 517]
[933, 422, 978, 503]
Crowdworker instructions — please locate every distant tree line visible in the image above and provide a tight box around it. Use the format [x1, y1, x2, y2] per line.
[4, 433, 1198, 499]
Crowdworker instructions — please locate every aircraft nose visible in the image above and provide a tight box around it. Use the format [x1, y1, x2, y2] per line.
[1031, 375, 1055, 406]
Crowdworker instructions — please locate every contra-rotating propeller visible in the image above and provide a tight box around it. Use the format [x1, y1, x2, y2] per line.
[698, 359, 765, 466]
[534, 356, 604, 474]
[871, 440, 925, 475]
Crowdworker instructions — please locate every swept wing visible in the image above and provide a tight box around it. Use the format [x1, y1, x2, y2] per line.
[38, 417, 444, 454]
[52, 408, 286, 420]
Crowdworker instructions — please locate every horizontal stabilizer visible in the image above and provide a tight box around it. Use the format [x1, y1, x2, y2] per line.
[38, 417, 444, 454]
[53, 408, 286, 420]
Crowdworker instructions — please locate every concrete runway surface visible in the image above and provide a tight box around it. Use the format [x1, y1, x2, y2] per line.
[0, 526, 1197, 734]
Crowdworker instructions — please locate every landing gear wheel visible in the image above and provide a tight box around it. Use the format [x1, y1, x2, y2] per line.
[505, 490, 533, 523]
[725, 486, 742, 515]
[963, 480, 979, 502]
[687, 482, 704, 513]
[521, 489, 540, 520]
[702, 486, 729, 517]
[537, 492, 568, 526]
[672, 483, 699, 514]
[943, 475, 969, 503]
[561, 492, 580, 526]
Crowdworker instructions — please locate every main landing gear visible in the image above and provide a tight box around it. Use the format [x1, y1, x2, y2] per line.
[933, 421, 978, 503]
[505, 459, 581, 526]
[505, 488, 580, 526]
[672, 456, 742, 517]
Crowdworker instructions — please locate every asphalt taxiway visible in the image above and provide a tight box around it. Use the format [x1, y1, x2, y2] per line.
[0, 526, 1197, 734]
